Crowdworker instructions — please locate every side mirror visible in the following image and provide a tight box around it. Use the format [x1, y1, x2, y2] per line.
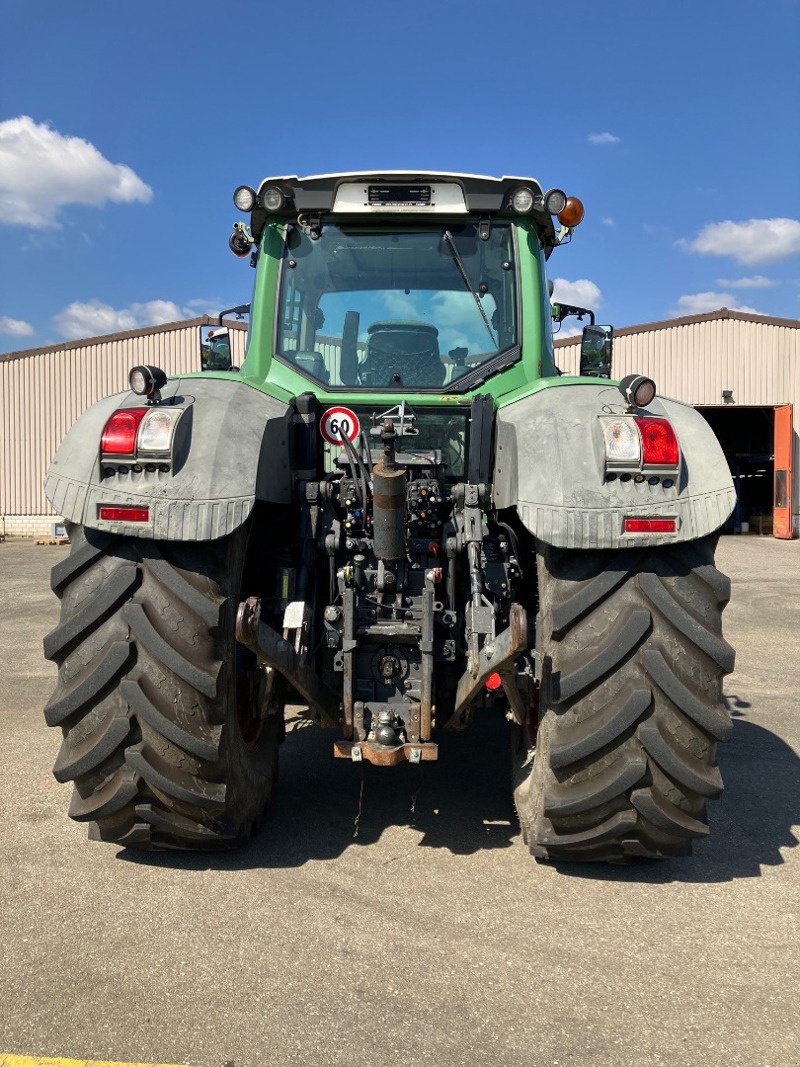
[199, 325, 233, 372]
[580, 324, 613, 378]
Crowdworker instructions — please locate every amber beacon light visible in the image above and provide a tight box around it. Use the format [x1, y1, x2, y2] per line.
[558, 197, 585, 227]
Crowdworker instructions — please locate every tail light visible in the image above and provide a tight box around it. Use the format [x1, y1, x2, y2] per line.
[101, 406, 183, 459]
[100, 408, 148, 454]
[600, 415, 679, 471]
[634, 417, 679, 466]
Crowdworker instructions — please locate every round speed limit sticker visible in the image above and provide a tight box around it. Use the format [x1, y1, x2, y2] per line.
[321, 406, 360, 445]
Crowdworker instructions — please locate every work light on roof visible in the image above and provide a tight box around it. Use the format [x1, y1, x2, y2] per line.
[510, 187, 535, 213]
[543, 188, 568, 216]
[233, 185, 256, 212]
[261, 186, 285, 212]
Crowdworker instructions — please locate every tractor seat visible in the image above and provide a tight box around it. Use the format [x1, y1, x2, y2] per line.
[360, 321, 444, 387]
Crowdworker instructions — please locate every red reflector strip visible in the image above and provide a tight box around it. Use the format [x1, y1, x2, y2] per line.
[634, 416, 679, 466]
[99, 506, 150, 522]
[100, 407, 148, 454]
[625, 518, 676, 533]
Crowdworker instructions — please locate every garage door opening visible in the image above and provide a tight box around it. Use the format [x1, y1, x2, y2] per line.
[696, 404, 794, 538]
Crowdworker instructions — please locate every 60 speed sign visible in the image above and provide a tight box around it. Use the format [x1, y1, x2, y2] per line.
[320, 406, 361, 445]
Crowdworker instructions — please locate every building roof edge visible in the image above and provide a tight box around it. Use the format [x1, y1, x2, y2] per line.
[0, 315, 247, 364]
[554, 307, 800, 347]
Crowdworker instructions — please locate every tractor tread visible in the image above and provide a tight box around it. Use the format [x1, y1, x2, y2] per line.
[44, 524, 279, 850]
[544, 749, 647, 816]
[50, 529, 115, 594]
[125, 742, 227, 809]
[120, 679, 221, 761]
[53, 711, 131, 783]
[68, 767, 140, 821]
[123, 601, 219, 698]
[637, 717, 724, 798]
[549, 688, 652, 768]
[553, 609, 651, 703]
[43, 563, 138, 660]
[631, 787, 710, 839]
[642, 649, 732, 741]
[44, 640, 132, 726]
[514, 535, 733, 864]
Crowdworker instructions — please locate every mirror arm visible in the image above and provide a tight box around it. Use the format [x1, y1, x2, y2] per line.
[552, 301, 595, 326]
[217, 303, 251, 326]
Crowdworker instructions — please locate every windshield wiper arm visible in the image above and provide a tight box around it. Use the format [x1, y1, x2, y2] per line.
[442, 229, 497, 349]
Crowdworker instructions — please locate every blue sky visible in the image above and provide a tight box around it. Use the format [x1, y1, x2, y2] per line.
[1, 0, 798, 350]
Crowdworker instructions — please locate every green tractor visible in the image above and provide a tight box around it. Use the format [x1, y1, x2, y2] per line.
[43, 172, 736, 862]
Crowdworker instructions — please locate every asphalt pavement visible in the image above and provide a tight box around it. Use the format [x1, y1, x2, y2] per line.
[0, 535, 798, 1067]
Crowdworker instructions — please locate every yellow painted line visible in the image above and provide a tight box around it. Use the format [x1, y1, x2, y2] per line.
[0, 1057, 192, 1067]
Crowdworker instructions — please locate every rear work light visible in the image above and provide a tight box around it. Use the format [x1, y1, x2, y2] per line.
[100, 408, 148, 454]
[624, 518, 676, 533]
[98, 506, 150, 522]
[634, 417, 679, 467]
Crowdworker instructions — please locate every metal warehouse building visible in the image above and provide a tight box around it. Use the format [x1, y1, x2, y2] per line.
[0, 307, 797, 538]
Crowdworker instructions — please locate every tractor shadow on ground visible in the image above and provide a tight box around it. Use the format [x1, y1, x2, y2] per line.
[118, 694, 800, 883]
[119, 706, 520, 871]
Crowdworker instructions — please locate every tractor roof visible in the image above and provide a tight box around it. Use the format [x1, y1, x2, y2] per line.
[247, 171, 559, 250]
[256, 171, 546, 214]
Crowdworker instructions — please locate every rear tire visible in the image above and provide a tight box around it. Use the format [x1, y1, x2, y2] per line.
[513, 535, 734, 862]
[43, 522, 281, 849]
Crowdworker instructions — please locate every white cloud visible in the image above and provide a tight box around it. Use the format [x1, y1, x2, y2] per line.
[670, 292, 760, 317]
[601, 217, 616, 227]
[716, 275, 778, 289]
[183, 297, 229, 317]
[587, 132, 620, 145]
[680, 218, 800, 265]
[380, 291, 421, 319]
[0, 315, 34, 336]
[53, 298, 184, 340]
[551, 278, 603, 309]
[0, 115, 152, 227]
[553, 322, 584, 339]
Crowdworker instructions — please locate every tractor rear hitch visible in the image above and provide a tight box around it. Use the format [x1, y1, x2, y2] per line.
[452, 603, 528, 719]
[333, 740, 438, 765]
[236, 597, 340, 728]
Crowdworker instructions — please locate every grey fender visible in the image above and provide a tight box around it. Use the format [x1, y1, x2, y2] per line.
[493, 382, 735, 549]
[45, 377, 292, 541]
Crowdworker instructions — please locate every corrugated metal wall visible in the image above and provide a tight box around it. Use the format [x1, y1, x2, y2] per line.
[1, 321, 246, 516]
[555, 317, 799, 408]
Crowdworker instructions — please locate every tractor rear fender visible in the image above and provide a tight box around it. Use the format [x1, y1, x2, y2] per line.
[493, 382, 735, 549]
[44, 377, 293, 541]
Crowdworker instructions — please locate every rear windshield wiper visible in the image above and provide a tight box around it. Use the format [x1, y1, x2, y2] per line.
[442, 229, 497, 350]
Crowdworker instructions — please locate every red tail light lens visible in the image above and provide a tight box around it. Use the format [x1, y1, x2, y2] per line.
[485, 672, 503, 691]
[634, 417, 679, 466]
[100, 408, 148, 454]
[624, 518, 676, 533]
[98, 506, 150, 522]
